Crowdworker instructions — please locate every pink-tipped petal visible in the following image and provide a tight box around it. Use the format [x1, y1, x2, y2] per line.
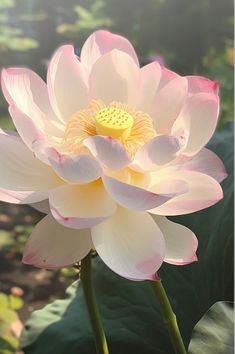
[23, 214, 92, 269]
[49, 182, 117, 229]
[83, 136, 130, 170]
[172, 92, 220, 156]
[102, 175, 186, 211]
[186, 76, 219, 95]
[89, 49, 139, 105]
[1, 67, 54, 131]
[152, 215, 198, 265]
[132, 135, 181, 171]
[0, 132, 62, 193]
[91, 207, 165, 281]
[150, 75, 188, 134]
[80, 30, 139, 75]
[47, 45, 88, 122]
[138, 62, 161, 112]
[180, 148, 227, 183]
[0, 189, 48, 204]
[47, 148, 102, 183]
[149, 171, 223, 216]
[8, 105, 44, 152]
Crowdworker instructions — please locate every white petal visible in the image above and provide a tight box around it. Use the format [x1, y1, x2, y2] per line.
[89, 49, 139, 105]
[1, 67, 54, 131]
[0, 133, 62, 192]
[47, 45, 88, 122]
[47, 148, 102, 183]
[49, 182, 117, 229]
[30, 200, 50, 214]
[152, 215, 198, 265]
[91, 208, 165, 280]
[149, 171, 223, 215]
[132, 135, 181, 171]
[83, 136, 130, 170]
[80, 30, 139, 75]
[151, 76, 188, 134]
[102, 174, 186, 211]
[138, 62, 161, 112]
[172, 93, 219, 156]
[23, 214, 92, 269]
[180, 148, 227, 183]
[0, 189, 48, 204]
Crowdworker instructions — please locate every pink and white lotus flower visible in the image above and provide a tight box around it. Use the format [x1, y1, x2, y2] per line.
[0, 30, 226, 281]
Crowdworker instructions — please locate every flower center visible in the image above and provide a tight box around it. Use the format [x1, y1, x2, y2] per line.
[94, 107, 134, 139]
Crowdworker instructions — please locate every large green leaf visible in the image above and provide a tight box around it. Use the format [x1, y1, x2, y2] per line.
[21, 125, 233, 354]
[188, 301, 234, 354]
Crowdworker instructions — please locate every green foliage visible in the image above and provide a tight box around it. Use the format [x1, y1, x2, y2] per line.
[0, 0, 14, 9]
[57, 0, 112, 36]
[0, 293, 23, 354]
[188, 302, 234, 354]
[0, 0, 39, 52]
[21, 125, 233, 353]
[204, 44, 234, 128]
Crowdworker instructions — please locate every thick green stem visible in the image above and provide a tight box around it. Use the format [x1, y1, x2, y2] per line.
[151, 280, 187, 354]
[80, 253, 109, 354]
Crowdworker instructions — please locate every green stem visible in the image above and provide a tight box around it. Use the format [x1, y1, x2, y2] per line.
[151, 280, 187, 354]
[80, 253, 109, 354]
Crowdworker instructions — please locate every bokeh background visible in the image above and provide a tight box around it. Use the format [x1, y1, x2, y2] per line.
[0, 0, 233, 352]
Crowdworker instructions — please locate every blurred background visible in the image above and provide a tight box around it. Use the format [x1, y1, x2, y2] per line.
[0, 0, 233, 352]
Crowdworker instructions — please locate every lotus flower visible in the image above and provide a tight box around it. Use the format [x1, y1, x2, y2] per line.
[0, 30, 226, 281]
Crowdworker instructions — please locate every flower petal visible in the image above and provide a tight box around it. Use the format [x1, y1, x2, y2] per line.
[0, 189, 48, 204]
[1, 67, 53, 131]
[149, 171, 223, 215]
[172, 92, 220, 156]
[49, 182, 117, 229]
[0, 132, 62, 193]
[132, 135, 181, 171]
[186, 76, 219, 95]
[23, 214, 92, 269]
[47, 45, 88, 122]
[152, 215, 198, 265]
[102, 174, 186, 211]
[80, 30, 139, 75]
[138, 61, 161, 112]
[83, 136, 130, 170]
[150, 75, 188, 134]
[30, 200, 50, 214]
[180, 148, 227, 182]
[46, 147, 102, 183]
[91, 207, 165, 281]
[89, 49, 139, 105]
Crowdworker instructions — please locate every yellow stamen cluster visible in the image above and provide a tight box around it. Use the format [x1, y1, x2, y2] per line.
[62, 100, 156, 157]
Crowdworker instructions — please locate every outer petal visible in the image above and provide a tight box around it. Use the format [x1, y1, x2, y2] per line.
[149, 171, 223, 216]
[47, 45, 88, 122]
[132, 135, 181, 171]
[30, 200, 50, 214]
[49, 182, 117, 229]
[180, 148, 227, 183]
[46, 147, 102, 183]
[83, 136, 130, 170]
[23, 214, 92, 269]
[172, 92, 219, 156]
[91, 207, 165, 281]
[0, 133, 62, 193]
[89, 49, 139, 105]
[186, 76, 219, 95]
[138, 62, 161, 112]
[0, 189, 48, 204]
[150, 75, 188, 134]
[80, 30, 139, 75]
[1, 67, 54, 131]
[152, 215, 198, 265]
[102, 174, 187, 211]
